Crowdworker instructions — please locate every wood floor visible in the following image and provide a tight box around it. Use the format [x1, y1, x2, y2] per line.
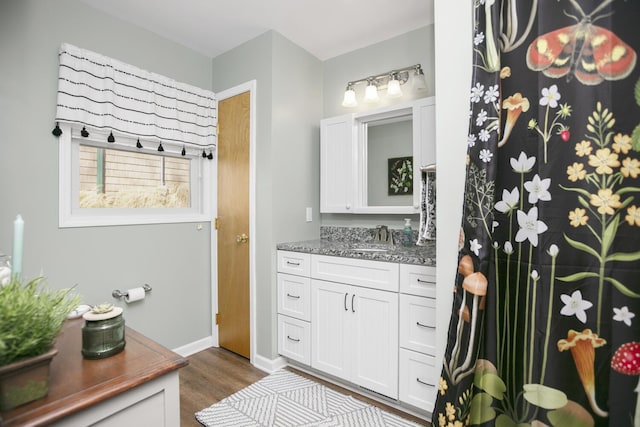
[179, 347, 430, 426]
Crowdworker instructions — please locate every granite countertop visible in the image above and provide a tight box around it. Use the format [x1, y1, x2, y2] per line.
[276, 238, 436, 266]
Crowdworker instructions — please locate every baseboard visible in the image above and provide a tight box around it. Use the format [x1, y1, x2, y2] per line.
[251, 353, 287, 374]
[172, 336, 215, 357]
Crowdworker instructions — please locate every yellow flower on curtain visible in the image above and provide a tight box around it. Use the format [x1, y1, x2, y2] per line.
[588, 148, 620, 174]
[567, 162, 586, 182]
[569, 208, 589, 227]
[612, 133, 632, 154]
[625, 205, 640, 226]
[575, 140, 593, 157]
[621, 157, 640, 178]
[589, 188, 622, 215]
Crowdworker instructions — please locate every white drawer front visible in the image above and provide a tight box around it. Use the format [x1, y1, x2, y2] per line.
[400, 294, 436, 355]
[400, 263, 435, 298]
[399, 348, 437, 413]
[277, 273, 311, 321]
[311, 254, 399, 292]
[277, 251, 311, 276]
[278, 315, 311, 365]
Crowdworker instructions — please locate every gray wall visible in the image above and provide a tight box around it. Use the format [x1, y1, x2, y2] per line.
[211, 31, 322, 359]
[0, 0, 433, 361]
[0, 0, 214, 349]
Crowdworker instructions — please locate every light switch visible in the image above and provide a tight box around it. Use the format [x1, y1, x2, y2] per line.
[306, 207, 312, 222]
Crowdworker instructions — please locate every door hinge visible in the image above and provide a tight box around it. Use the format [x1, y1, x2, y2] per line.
[214, 217, 219, 230]
[215, 313, 220, 325]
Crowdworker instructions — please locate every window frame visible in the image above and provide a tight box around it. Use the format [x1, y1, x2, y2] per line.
[58, 124, 213, 228]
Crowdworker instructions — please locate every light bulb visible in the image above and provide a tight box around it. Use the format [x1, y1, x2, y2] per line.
[413, 66, 427, 91]
[364, 81, 379, 103]
[342, 86, 357, 107]
[387, 76, 402, 98]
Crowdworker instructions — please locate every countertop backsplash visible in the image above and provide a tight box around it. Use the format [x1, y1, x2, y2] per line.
[277, 226, 435, 266]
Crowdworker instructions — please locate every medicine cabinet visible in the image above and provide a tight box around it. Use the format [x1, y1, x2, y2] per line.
[320, 97, 435, 214]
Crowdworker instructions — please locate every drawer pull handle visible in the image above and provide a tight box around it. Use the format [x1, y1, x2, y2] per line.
[286, 293, 301, 299]
[416, 278, 432, 284]
[416, 321, 433, 328]
[351, 294, 356, 313]
[344, 293, 349, 311]
[286, 261, 300, 266]
[287, 335, 300, 342]
[416, 378, 434, 387]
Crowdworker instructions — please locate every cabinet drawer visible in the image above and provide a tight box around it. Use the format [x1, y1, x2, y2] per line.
[400, 263, 435, 297]
[311, 254, 399, 292]
[399, 348, 437, 413]
[277, 251, 311, 276]
[399, 294, 436, 355]
[278, 315, 311, 365]
[277, 273, 311, 321]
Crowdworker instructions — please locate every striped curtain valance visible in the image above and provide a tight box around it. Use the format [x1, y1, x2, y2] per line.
[54, 43, 216, 148]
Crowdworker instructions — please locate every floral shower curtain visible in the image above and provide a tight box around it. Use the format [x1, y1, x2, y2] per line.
[432, 1, 639, 426]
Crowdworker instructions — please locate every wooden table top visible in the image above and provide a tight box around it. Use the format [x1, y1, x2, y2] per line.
[0, 318, 188, 426]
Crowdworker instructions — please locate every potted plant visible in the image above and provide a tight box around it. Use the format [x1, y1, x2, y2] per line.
[0, 275, 81, 411]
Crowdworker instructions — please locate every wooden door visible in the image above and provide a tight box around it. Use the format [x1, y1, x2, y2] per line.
[217, 92, 250, 358]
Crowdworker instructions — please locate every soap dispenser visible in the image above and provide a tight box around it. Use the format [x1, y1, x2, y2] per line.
[403, 218, 413, 247]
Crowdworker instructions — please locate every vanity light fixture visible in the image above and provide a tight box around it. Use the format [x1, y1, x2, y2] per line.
[341, 63, 426, 107]
[364, 79, 379, 103]
[342, 83, 357, 108]
[387, 73, 402, 98]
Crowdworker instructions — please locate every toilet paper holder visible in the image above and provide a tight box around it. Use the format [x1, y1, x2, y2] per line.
[112, 284, 152, 300]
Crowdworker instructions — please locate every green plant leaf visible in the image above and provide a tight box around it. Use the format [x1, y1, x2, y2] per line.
[632, 124, 640, 152]
[559, 185, 592, 199]
[601, 214, 619, 255]
[547, 400, 595, 427]
[635, 77, 640, 106]
[563, 234, 601, 260]
[604, 276, 640, 298]
[469, 392, 496, 425]
[475, 372, 507, 400]
[522, 383, 568, 409]
[557, 271, 599, 282]
[617, 186, 640, 195]
[606, 251, 640, 262]
[495, 414, 518, 427]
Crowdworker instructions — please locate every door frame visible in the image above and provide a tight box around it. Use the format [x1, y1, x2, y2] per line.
[211, 80, 257, 364]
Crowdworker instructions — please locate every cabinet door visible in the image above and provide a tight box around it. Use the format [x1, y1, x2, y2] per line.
[320, 115, 355, 213]
[413, 96, 436, 171]
[351, 286, 399, 399]
[311, 279, 350, 378]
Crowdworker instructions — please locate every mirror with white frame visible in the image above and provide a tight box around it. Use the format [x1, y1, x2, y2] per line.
[355, 104, 418, 214]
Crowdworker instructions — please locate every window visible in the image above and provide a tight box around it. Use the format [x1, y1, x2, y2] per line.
[59, 125, 212, 227]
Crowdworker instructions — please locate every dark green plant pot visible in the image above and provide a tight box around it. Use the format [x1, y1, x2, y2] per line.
[0, 347, 58, 411]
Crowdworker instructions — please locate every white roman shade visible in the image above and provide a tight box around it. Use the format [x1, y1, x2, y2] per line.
[54, 43, 216, 149]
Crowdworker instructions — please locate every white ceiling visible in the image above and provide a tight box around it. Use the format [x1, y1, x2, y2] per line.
[79, 0, 433, 61]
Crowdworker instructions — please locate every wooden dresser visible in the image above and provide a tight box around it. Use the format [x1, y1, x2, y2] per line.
[0, 318, 188, 426]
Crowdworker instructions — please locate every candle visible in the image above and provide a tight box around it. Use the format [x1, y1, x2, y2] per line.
[12, 214, 23, 279]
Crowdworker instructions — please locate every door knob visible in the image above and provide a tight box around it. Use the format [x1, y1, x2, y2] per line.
[236, 233, 249, 243]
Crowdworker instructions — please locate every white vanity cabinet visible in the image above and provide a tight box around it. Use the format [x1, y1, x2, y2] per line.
[398, 263, 439, 412]
[311, 255, 399, 399]
[276, 249, 437, 415]
[277, 251, 312, 365]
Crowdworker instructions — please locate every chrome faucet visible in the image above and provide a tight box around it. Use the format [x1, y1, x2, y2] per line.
[375, 225, 394, 245]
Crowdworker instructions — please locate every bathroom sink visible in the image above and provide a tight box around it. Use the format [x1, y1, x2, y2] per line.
[346, 245, 390, 253]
